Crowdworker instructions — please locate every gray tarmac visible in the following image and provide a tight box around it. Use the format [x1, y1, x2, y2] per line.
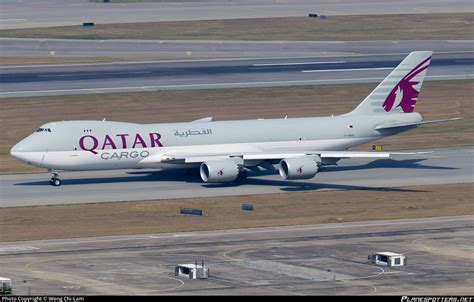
[1, 147, 473, 208]
[2, 0, 473, 30]
[1, 42, 473, 98]
[2, 38, 473, 60]
[0, 215, 472, 295]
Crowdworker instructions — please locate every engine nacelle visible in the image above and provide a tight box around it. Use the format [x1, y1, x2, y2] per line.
[200, 159, 240, 183]
[279, 156, 320, 180]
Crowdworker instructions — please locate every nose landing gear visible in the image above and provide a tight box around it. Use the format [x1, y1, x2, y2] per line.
[50, 172, 61, 186]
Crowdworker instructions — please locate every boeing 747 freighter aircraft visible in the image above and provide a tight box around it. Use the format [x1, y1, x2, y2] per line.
[11, 51, 460, 186]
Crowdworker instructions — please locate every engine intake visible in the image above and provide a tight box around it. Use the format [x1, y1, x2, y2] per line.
[279, 156, 320, 180]
[200, 159, 240, 183]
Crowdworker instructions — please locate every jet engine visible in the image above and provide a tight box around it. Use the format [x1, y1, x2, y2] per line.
[279, 156, 320, 180]
[200, 159, 240, 183]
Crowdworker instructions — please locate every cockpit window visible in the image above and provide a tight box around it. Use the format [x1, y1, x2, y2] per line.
[36, 128, 51, 133]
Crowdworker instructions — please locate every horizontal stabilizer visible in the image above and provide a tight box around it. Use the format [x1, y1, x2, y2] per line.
[375, 117, 462, 130]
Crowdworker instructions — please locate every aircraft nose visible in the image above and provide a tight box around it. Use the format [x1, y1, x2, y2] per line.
[10, 141, 24, 156]
[10, 134, 49, 167]
[10, 138, 31, 161]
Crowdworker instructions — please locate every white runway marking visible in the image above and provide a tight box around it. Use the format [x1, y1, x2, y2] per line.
[252, 61, 345, 66]
[0, 19, 28, 22]
[302, 67, 393, 73]
[37, 71, 152, 78]
[0, 245, 39, 252]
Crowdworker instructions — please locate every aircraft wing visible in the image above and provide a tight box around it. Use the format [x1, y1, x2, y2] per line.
[244, 151, 428, 160]
[141, 150, 430, 165]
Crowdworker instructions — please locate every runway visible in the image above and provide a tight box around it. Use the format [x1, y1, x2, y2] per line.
[1, 147, 473, 208]
[3, 39, 473, 61]
[2, 0, 473, 30]
[1, 215, 472, 295]
[1, 47, 473, 97]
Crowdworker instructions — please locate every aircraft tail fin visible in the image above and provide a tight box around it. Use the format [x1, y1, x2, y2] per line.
[348, 51, 433, 116]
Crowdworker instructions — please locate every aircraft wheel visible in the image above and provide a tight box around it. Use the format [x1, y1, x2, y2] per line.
[51, 178, 61, 186]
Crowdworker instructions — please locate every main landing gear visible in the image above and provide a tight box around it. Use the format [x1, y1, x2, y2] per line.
[49, 172, 61, 186]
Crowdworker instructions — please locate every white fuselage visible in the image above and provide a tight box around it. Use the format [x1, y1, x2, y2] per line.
[10, 112, 422, 171]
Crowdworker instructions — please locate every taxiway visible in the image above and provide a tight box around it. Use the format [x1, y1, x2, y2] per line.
[1, 146, 472, 208]
[0, 215, 472, 295]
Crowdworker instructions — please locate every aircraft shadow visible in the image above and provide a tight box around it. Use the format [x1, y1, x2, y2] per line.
[15, 158, 453, 190]
[15, 170, 203, 186]
[323, 158, 457, 172]
[203, 177, 427, 193]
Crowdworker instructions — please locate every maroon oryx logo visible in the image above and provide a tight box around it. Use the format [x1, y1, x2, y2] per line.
[296, 166, 304, 174]
[218, 169, 224, 176]
[383, 56, 431, 113]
